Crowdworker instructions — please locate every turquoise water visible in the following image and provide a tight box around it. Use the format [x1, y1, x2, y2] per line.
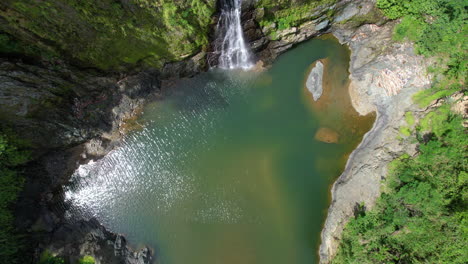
[67, 36, 374, 264]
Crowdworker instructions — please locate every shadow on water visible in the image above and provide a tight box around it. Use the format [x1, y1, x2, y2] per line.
[65, 35, 375, 264]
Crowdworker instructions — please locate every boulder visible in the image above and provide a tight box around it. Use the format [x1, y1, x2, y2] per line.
[306, 60, 325, 101]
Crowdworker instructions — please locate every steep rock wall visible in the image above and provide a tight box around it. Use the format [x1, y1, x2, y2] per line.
[0, 0, 216, 70]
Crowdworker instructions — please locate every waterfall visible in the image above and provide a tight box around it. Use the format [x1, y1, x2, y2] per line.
[213, 0, 253, 69]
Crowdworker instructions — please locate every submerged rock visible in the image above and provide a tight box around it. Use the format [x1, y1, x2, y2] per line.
[306, 60, 325, 101]
[315, 127, 339, 143]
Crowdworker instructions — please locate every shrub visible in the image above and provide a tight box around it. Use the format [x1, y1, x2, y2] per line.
[79, 255, 95, 264]
[39, 251, 64, 264]
[333, 104, 468, 263]
[379, 0, 467, 84]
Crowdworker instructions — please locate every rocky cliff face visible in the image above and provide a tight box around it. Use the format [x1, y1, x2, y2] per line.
[0, 0, 431, 263]
[320, 15, 431, 264]
[5, 62, 163, 263]
[0, 59, 157, 152]
[3, 45, 211, 263]
[41, 218, 152, 264]
[238, 0, 384, 65]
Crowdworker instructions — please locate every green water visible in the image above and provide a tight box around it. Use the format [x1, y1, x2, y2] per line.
[67, 36, 374, 264]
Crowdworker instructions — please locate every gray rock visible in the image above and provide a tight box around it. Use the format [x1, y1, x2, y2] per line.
[253, 7, 265, 21]
[273, 44, 293, 54]
[114, 235, 125, 256]
[276, 27, 298, 38]
[45, 219, 153, 264]
[306, 61, 324, 101]
[162, 51, 207, 79]
[334, 3, 361, 23]
[315, 19, 330, 31]
[242, 19, 257, 32]
[250, 37, 269, 51]
[261, 22, 276, 35]
[244, 28, 263, 42]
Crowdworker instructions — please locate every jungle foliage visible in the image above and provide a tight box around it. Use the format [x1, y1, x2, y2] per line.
[333, 105, 467, 263]
[333, 1, 467, 262]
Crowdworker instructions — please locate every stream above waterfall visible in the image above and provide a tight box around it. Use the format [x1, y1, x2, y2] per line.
[66, 36, 375, 264]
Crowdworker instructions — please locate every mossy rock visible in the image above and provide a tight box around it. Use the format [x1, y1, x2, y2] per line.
[0, 0, 216, 70]
[255, 0, 338, 29]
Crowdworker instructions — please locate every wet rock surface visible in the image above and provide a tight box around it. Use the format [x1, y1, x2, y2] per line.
[0, 59, 162, 154]
[45, 218, 152, 264]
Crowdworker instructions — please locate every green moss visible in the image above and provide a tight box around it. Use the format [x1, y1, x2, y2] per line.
[0, 0, 216, 70]
[0, 131, 30, 263]
[338, 8, 384, 28]
[413, 84, 459, 108]
[393, 16, 425, 42]
[0, 33, 21, 53]
[417, 104, 453, 137]
[269, 31, 279, 40]
[399, 126, 411, 137]
[79, 255, 95, 264]
[38, 251, 64, 264]
[404, 111, 415, 126]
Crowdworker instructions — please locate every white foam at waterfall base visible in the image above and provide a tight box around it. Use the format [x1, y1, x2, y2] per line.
[215, 0, 253, 70]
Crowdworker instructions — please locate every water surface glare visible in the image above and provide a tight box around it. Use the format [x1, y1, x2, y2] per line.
[66, 37, 374, 264]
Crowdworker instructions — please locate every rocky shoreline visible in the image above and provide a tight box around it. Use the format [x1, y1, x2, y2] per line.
[2, 0, 433, 263]
[320, 19, 431, 264]
[240, 1, 432, 262]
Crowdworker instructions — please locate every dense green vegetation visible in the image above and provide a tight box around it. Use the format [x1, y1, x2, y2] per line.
[333, 106, 467, 263]
[379, 0, 466, 94]
[255, 0, 337, 30]
[0, 0, 216, 70]
[0, 131, 29, 263]
[35, 247, 94, 263]
[333, 1, 467, 263]
[79, 255, 95, 264]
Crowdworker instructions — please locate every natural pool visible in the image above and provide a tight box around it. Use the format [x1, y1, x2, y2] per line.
[66, 36, 374, 264]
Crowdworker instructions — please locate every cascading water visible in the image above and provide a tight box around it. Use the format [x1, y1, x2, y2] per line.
[213, 0, 253, 69]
